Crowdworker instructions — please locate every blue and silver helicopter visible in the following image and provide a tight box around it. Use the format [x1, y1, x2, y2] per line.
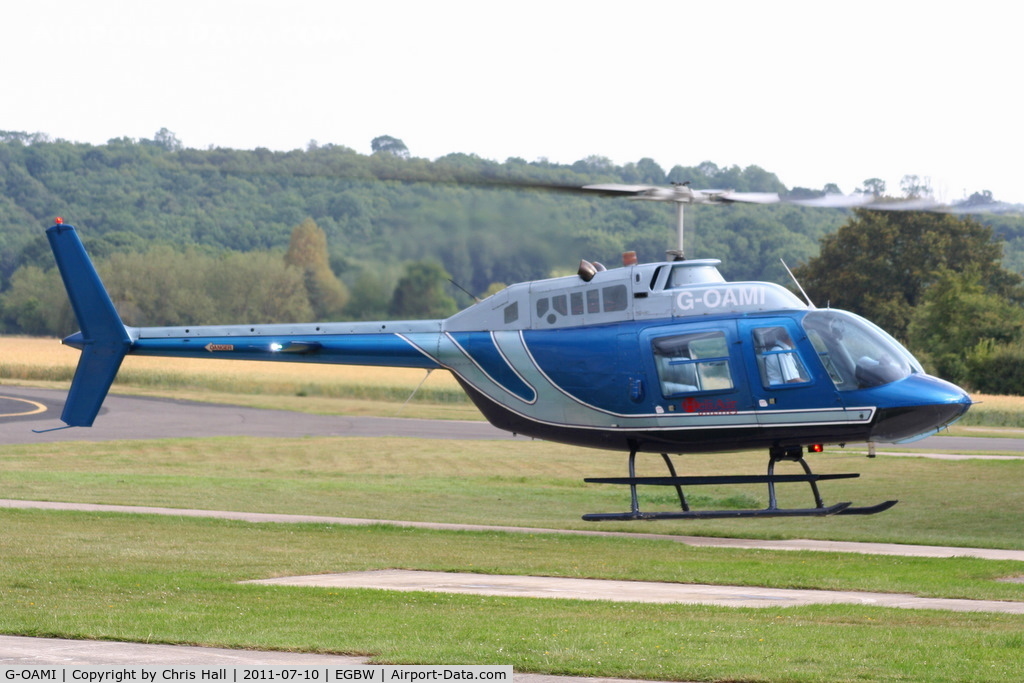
[45, 184, 973, 520]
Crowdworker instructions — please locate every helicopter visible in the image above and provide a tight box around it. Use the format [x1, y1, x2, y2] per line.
[43, 183, 975, 520]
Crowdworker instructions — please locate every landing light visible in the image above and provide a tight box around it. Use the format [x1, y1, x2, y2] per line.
[270, 342, 283, 352]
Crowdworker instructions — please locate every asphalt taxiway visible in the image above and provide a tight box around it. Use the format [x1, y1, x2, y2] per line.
[0, 386, 519, 444]
[3, 386, 1024, 453]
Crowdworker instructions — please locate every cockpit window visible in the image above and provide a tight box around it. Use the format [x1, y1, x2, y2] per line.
[802, 310, 920, 390]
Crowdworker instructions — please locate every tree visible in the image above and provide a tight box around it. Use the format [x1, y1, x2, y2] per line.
[961, 190, 995, 207]
[345, 267, 395, 321]
[907, 268, 1024, 385]
[389, 260, 457, 319]
[899, 174, 931, 199]
[97, 246, 219, 326]
[794, 209, 1023, 340]
[860, 178, 886, 196]
[209, 251, 314, 323]
[370, 135, 409, 158]
[963, 340, 1024, 394]
[151, 128, 183, 152]
[284, 218, 349, 319]
[635, 158, 666, 184]
[0, 265, 72, 334]
[571, 155, 615, 175]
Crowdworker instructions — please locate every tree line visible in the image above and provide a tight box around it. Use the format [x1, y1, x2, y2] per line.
[795, 209, 1024, 395]
[3, 129, 1024, 392]
[0, 129, 864, 291]
[0, 217, 458, 334]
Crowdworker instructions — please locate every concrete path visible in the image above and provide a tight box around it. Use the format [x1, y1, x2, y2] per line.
[248, 569, 1024, 614]
[0, 635, 365, 665]
[0, 635, 643, 683]
[5, 498, 1024, 562]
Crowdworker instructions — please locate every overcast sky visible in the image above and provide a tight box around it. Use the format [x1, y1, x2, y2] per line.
[7, 1, 1021, 203]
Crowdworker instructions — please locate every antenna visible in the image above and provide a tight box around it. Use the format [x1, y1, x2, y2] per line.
[780, 258, 815, 308]
[395, 369, 435, 416]
[448, 278, 481, 303]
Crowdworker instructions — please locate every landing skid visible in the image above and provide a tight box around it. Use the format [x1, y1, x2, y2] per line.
[583, 445, 897, 521]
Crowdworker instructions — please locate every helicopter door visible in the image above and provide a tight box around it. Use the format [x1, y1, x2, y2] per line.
[737, 318, 844, 417]
[617, 331, 648, 405]
[643, 322, 752, 415]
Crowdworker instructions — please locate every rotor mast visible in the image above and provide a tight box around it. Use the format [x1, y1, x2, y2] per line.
[668, 201, 686, 261]
[666, 181, 696, 261]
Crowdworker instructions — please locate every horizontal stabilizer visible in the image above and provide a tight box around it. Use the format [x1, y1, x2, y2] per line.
[47, 222, 131, 427]
[61, 343, 128, 426]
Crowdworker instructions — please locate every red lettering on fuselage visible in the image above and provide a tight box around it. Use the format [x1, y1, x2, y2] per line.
[682, 397, 738, 415]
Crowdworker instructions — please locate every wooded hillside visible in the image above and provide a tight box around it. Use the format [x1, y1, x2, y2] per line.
[0, 131, 853, 286]
[1, 128, 1021, 324]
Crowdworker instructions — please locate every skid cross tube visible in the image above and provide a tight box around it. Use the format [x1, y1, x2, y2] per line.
[767, 447, 822, 510]
[583, 446, 897, 521]
[619, 441, 690, 517]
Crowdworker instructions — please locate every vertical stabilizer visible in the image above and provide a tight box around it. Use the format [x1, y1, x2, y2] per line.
[46, 221, 131, 427]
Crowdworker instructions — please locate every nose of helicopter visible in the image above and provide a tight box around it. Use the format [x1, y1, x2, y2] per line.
[866, 373, 973, 443]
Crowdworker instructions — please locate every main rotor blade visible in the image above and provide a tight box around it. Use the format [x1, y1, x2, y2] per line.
[512, 182, 1022, 216]
[788, 193, 877, 208]
[789, 194, 946, 211]
[581, 184, 782, 205]
[717, 191, 783, 204]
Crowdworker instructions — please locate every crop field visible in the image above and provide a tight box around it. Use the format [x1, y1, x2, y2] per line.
[3, 336, 1024, 681]
[0, 336, 476, 419]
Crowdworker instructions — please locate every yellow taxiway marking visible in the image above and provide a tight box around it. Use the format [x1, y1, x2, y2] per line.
[0, 395, 48, 418]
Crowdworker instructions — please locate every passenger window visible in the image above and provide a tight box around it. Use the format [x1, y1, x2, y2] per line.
[652, 331, 734, 396]
[536, 298, 549, 317]
[587, 289, 601, 313]
[753, 326, 809, 386]
[602, 284, 628, 312]
[552, 294, 568, 316]
[570, 292, 584, 315]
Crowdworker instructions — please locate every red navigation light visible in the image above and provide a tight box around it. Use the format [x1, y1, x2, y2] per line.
[54, 217, 64, 225]
[808, 444, 824, 453]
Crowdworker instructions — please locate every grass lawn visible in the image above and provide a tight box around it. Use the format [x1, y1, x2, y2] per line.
[3, 510, 1024, 682]
[3, 436, 1024, 549]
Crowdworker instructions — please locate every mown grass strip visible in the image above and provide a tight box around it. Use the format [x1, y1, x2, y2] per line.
[4, 435, 1024, 555]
